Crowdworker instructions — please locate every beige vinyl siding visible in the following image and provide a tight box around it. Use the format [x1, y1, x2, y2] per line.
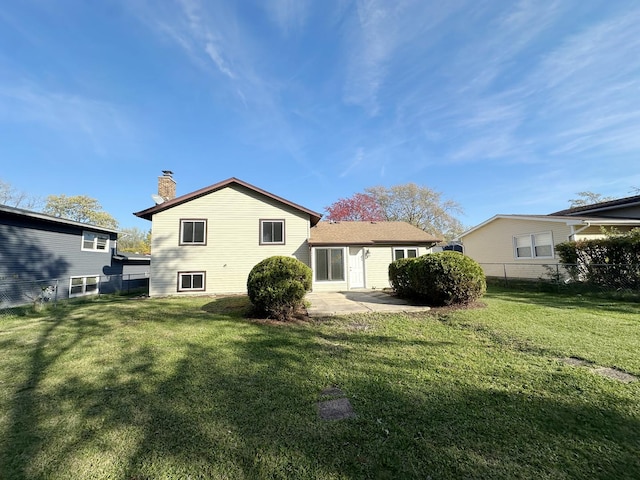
[311, 245, 429, 291]
[365, 246, 428, 290]
[150, 184, 311, 296]
[572, 225, 634, 241]
[365, 246, 393, 289]
[462, 218, 572, 278]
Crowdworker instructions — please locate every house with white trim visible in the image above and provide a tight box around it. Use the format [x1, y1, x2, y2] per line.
[0, 204, 119, 306]
[458, 195, 640, 279]
[134, 173, 441, 296]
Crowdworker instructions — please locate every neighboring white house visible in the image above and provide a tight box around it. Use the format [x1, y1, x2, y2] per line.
[134, 173, 441, 296]
[458, 195, 640, 279]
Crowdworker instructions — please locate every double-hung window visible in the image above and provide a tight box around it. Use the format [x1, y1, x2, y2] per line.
[315, 248, 345, 281]
[260, 220, 285, 245]
[178, 272, 205, 292]
[69, 276, 100, 297]
[513, 232, 553, 259]
[180, 219, 206, 245]
[393, 247, 418, 260]
[82, 231, 110, 251]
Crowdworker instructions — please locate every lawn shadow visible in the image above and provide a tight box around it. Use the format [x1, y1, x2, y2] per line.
[486, 286, 640, 316]
[2, 299, 639, 479]
[0, 306, 113, 480]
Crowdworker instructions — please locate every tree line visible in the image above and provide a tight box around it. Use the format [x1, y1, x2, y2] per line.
[1, 178, 150, 254]
[4, 175, 634, 252]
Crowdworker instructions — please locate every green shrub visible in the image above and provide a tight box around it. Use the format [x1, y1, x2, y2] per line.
[389, 252, 486, 306]
[556, 229, 640, 290]
[247, 256, 312, 320]
[388, 257, 419, 298]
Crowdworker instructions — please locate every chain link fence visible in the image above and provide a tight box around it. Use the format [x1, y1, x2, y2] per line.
[0, 273, 149, 316]
[480, 262, 640, 298]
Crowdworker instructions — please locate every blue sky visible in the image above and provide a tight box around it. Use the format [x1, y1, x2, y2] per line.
[1, 0, 639, 231]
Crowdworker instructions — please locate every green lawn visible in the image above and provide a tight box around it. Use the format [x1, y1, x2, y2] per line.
[1, 289, 639, 479]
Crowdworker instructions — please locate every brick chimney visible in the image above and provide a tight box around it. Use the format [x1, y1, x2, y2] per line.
[158, 170, 176, 201]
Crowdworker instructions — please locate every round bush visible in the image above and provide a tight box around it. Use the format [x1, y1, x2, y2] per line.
[390, 251, 486, 306]
[388, 257, 420, 298]
[247, 256, 312, 320]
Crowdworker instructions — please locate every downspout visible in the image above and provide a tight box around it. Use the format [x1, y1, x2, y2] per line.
[568, 221, 592, 241]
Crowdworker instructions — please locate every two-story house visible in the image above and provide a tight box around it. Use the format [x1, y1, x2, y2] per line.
[0, 204, 119, 306]
[134, 173, 441, 296]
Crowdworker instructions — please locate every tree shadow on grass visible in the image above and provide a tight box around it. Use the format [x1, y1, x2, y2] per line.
[0, 306, 112, 480]
[2, 301, 639, 479]
[486, 286, 640, 316]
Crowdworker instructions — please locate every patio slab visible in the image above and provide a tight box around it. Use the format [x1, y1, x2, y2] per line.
[306, 290, 430, 317]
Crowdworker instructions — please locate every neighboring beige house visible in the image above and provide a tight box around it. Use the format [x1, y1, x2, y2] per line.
[458, 195, 640, 279]
[134, 173, 441, 296]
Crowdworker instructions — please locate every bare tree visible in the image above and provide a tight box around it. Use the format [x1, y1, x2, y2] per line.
[568, 191, 615, 208]
[0, 178, 42, 210]
[365, 183, 464, 241]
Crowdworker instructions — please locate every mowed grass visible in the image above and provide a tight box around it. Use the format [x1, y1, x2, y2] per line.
[0, 289, 639, 479]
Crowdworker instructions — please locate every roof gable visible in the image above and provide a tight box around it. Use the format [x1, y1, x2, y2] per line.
[309, 221, 442, 245]
[458, 214, 640, 239]
[133, 177, 322, 225]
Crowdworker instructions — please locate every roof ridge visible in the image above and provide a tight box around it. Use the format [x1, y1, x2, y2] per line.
[134, 177, 322, 225]
[549, 194, 640, 216]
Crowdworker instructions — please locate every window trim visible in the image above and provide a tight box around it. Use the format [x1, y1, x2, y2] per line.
[393, 247, 419, 261]
[513, 231, 554, 260]
[177, 271, 206, 292]
[69, 275, 100, 298]
[179, 219, 207, 246]
[259, 219, 286, 245]
[81, 231, 111, 252]
[313, 247, 346, 282]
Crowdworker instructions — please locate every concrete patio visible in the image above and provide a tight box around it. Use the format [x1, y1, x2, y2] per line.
[305, 290, 430, 317]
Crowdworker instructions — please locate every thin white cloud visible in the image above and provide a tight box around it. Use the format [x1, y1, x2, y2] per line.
[342, 1, 480, 116]
[0, 82, 132, 156]
[384, 1, 640, 171]
[127, 0, 327, 178]
[528, 7, 640, 157]
[340, 147, 365, 178]
[263, 0, 311, 35]
[133, 0, 238, 80]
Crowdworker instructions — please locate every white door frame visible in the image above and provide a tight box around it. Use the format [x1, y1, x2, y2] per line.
[348, 247, 365, 289]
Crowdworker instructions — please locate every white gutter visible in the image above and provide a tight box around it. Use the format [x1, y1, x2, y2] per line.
[568, 221, 592, 241]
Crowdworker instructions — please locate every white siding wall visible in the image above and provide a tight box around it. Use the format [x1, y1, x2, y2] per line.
[149, 185, 311, 296]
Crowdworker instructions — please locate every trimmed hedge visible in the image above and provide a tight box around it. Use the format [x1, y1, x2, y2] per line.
[247, 256, 312, 320]
[389, 251, 486, 306]
[555, 229, 640, 289]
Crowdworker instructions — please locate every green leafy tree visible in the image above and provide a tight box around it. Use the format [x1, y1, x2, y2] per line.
[117, 227, 151, 254]
[365, 183, 464, 241]
[43, 194, 119, 229]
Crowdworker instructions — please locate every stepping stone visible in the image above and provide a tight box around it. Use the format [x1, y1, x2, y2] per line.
[317, 397, 356, 421]
[561, 357, 591, 367]
[593, 367, 638, 384]
[560, 357, 638, 383]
